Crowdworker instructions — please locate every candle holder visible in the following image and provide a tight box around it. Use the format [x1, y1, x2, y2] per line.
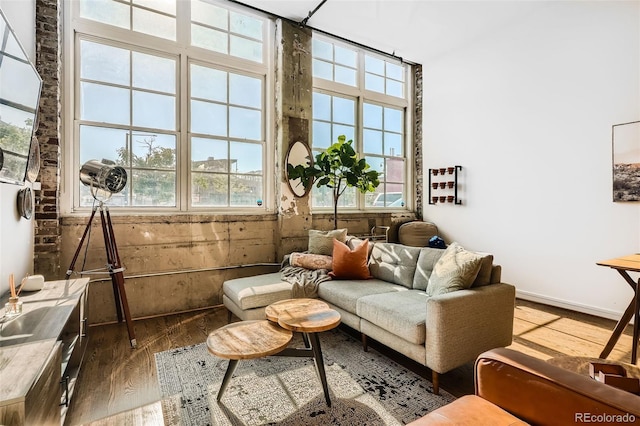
[5, 296, 22, 318]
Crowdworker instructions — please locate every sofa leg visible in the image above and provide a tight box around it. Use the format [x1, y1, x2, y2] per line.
[432, 371, 440, 395]
[226, 309, 232, 324]
[361, 333, 368, 352]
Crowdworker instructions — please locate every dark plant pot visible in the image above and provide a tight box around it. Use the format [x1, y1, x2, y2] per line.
[447, 181, 455, 188]
[432, 169, 439, 176]
[439, 168, 446, 174]
[432, 183, 438, 189]
[447, 167, 455, 174]
[439, 182, 446, 189]
[447, 195, 455, 203]
[439, 196, 446, 203]
[432, 196, 438, 203]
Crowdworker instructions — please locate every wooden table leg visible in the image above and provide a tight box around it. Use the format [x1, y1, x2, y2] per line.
[217, 359, 239, 401]
[632, 280, 640, 364]
[600, 300, 637, 359]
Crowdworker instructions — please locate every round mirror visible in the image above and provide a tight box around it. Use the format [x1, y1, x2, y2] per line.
[286, 141, 313, 197]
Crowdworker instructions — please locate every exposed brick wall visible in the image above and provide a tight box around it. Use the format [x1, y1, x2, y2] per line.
[414, 64, 424, 220]
[34, 0, 62, 278]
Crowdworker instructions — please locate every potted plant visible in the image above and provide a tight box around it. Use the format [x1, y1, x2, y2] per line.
[287, 135, 380, 229]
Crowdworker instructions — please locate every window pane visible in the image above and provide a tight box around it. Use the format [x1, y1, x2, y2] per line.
[80, 82, 130, 125]
[313, 39, 332, 61]
[312, 185, 333, 207]
[312, 59, 332, 81]
[192, 138, 228, 172]
[312, 121, 331, 149]
[81, 181, 130, 207]
[332, 97, 354, 125]
[312, 92, 331, 121]
[81, 40, 129, 85]
[133, 52, 176, 94]
[230, 175, 262, 206]
[386, 62, 404, 81]
[133, 91, 175, 130]
[191, 100, 227, 136]
[363, 129, 383, 155]
[229, 107, 261, 140]
[229, 74, 261, 108]
[337, 186, 356, 207]
[133, 0, 175, 15]
[384, 108, 403, 132]
[386, 79, 403, 97]
[191, 0, 227, 29]
[363, 103, 383, 129]
[191, 24, 228, 54]
[334, 45, 356, 67]
[191, 64, 227, 102]
[79, 125, 128, 165]
[133, 7, 176, 40]
[386, 157, 405, 183]
[230, 35, 262, 62]
[230, 11, 262, 40]
[230, 142, 262, 174]
[335, 65, 356, 86]
[80, 0, 129, 29]
[365, 156, 384, 176]
[192, 173, 228, 206]
[365, 73, 384, 93]
[365, 55, 384, 75]
[131, 169, 176, 206]
[385, 132, 402, 156]
[131, 133, 176, 168]
[332, 124, 354, 142]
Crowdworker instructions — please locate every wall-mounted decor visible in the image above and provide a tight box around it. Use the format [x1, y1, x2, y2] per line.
[428, 165, 462, 205]
[0, 9, 43, 185]
[17, 187, 33, 219]
[612, 121, 640, 202]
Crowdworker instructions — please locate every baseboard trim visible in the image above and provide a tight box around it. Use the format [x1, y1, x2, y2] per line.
[516, 290, 626, 322]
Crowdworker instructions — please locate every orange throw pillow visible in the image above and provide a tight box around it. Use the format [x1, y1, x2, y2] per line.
[329, 238, 371, 280]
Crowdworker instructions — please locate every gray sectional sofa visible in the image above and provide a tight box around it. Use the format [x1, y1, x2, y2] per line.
[222, 236, 516, 395]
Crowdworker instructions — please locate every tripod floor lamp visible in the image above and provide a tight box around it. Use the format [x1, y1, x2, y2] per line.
[66, 160, 137, 348]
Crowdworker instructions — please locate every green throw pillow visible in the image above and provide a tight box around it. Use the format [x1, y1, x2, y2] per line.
[426, 242, 483, 297]
[308, 228, 347, 256]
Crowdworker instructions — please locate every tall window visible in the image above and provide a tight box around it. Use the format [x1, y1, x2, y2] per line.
[69, 0, 270, 210]
[312, 36, 410, 209]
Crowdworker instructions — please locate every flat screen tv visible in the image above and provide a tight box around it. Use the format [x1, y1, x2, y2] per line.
[0, 8, 42, 184]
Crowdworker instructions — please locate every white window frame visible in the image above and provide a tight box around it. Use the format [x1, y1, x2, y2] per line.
[62, 0, 274, 214]
[311, 34, 413, 212]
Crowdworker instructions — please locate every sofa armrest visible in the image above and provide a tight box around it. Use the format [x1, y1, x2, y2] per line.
[425, 283, 515, 374]
[475, 348, 640, 424]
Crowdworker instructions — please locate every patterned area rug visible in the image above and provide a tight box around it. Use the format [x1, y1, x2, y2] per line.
[154, 329, 455, 425]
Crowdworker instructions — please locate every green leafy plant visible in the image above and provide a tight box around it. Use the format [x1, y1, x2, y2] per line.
[288, 135, 380, 229]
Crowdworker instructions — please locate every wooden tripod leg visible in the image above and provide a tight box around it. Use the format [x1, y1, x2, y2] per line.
[66, 206, 99, 279]
[101, 206, 137, 348]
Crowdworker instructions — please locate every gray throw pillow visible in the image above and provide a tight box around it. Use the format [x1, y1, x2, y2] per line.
[426, 242, 483, 297]
[308, 228, 347, 256]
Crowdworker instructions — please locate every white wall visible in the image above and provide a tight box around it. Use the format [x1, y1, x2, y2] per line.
[0, 0, 37, 297]
[422, 1, 640, 320]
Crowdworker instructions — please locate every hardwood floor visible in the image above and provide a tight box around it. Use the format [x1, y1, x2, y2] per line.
[66, 299, 638, 426]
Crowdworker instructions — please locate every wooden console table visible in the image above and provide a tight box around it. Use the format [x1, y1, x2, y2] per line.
[596, 255, 640, 364]
[0, 278, 89, 425]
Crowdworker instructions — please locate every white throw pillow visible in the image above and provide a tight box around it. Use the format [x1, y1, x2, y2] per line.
[426, 242, 483, 297]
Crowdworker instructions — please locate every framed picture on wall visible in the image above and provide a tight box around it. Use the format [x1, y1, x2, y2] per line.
[612, 120, 640, 202]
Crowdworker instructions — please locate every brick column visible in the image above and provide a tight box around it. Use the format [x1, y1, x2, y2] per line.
[413, 64, 424, 220]
[34, 0, 62, 278]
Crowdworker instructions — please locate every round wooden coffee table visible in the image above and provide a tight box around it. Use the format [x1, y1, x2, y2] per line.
[207, 320, 293, 401]
[265, 298, 341, 406]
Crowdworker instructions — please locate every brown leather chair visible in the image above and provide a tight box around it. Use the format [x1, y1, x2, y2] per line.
[410, 348, 640, 425]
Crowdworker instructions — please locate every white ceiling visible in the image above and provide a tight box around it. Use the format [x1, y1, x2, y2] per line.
[237, 0, 549, 63]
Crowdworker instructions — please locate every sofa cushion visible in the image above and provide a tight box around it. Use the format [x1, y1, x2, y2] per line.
[330, 239, 371, 280]
[426, 242, 483, 297]
[308, 228, 347, 256]
[369, 242, 421, 288]
[318, 279, 406, 314]
[412, 247, 446, 290]
[290, 252, 333, 270]
[356, 290, 428, 345]
[223, 272, 292, 310]
[472, 253, 495, 286]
